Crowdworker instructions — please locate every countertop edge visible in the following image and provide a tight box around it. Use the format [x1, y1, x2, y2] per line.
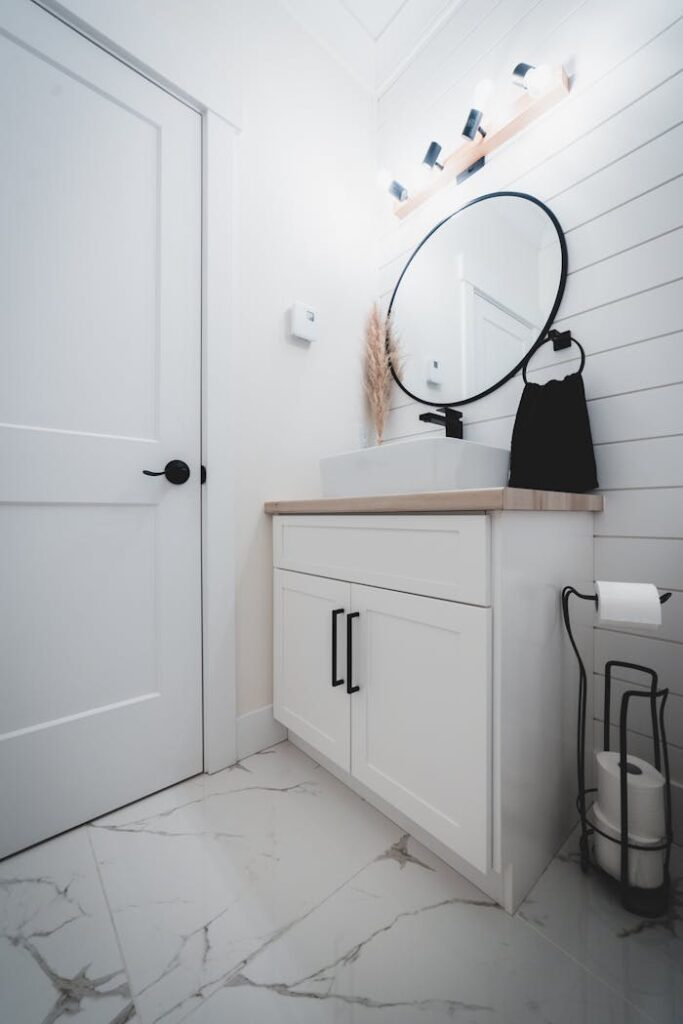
[264, 487, 603, 515]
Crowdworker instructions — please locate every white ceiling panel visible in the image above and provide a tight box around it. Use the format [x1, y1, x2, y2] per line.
[282, 0, 465, 94]
[341, 0, 408, 41]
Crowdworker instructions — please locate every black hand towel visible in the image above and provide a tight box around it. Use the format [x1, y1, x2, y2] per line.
[508, 372, 598, 493]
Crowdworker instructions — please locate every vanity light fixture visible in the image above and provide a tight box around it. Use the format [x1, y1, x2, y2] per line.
[423, 141, 444, 170]
[393, 63, 570, 219]
[512, 62, 555, 98]
[378, 169, 409, 202]
[388, 179, 409, 202]
[462, 108, 487, 141]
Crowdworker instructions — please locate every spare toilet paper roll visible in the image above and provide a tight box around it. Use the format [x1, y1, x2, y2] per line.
[592, 801, 665, 889]
[595, 580, 662, 629]
[596, 750, 666, 839]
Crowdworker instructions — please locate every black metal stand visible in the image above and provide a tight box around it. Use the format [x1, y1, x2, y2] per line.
[561, 587, 674, 917]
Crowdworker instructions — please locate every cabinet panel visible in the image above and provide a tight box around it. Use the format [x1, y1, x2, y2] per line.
[274, 570, 351, 771]
[350, 584, 491, 872]
[274, 515, 490, 605]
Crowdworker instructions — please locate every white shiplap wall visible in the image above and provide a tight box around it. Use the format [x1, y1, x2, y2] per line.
[377, 0, 683, 830]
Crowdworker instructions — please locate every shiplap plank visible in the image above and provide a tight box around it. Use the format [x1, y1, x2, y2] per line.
[552, 122, 683, 233]
[465, 417, 515, 449]
[561, 228, 683, 319]
[596, 488, 683, 539]
[588, 383, 683, 445]
[595, 537, 683, 591]
[554, 278, 683, 350]
[595, 630, 683, 696]
[596, 437, 683, 490]
[567, 175, 683, 273]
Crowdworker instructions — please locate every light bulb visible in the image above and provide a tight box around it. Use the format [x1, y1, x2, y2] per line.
[525, 64, 554, 98]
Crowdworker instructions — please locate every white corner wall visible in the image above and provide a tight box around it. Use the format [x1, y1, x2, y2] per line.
[378, 0, 683, 828]
[234, 0, 377, 716]
[40, 0, 242, 125]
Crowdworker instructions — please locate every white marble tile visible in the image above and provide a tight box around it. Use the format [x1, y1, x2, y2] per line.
[88, 742, 401, 1024]
[0, 828, 135, 1024]
[519, 828, 682, 1024]
[184, 833, 652, 1024]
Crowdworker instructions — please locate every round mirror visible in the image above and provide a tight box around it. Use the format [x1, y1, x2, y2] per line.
[387, 192, 567, 407]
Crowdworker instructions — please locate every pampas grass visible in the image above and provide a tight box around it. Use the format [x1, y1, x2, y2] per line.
[363, 304, 402, 445]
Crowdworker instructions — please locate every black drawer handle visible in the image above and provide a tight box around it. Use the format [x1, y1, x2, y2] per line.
[331, 609, 344, 687]
[346, 612, 360, 694]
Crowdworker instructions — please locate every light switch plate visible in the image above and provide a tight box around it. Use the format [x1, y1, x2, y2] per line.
[426, 356, 443, 385]
[291, 301, 318, 342]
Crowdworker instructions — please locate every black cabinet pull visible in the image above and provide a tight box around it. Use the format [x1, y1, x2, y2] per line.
[331, 609, 344, 687]
[346, 612, 360, 694]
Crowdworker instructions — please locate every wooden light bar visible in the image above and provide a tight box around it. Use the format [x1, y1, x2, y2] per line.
[394, 66, 570, 220]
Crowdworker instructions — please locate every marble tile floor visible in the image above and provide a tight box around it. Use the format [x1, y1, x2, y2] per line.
[1, 740, 680, 1024]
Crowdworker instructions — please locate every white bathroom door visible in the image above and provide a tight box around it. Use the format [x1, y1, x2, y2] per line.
[0, 1, 203, 857]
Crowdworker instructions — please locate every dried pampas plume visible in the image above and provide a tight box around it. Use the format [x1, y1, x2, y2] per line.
[363, 304, 402, 445]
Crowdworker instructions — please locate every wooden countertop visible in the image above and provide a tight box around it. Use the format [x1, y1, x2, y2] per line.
[264, 487, 603, 515]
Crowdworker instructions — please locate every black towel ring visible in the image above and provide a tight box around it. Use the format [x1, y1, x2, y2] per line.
[522, 329, 586, 383]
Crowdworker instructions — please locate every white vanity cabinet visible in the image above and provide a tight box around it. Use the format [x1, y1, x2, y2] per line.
[275, 570, 491, 871]
[269, 493, 598, 912]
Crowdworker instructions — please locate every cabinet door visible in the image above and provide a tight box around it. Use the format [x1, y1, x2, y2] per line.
[350, 584, 491, 872]
[274, 570, 351, 771]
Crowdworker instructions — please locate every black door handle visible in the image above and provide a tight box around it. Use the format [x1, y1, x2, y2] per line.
[143, 460, 191, 485]
[331, 609, 344, 687]
[346, 612, 360, 694]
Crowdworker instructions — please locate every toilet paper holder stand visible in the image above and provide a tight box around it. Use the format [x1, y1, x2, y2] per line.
[562, 586, 674, 918]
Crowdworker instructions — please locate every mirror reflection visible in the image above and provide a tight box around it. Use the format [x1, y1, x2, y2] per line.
[388, 193, 565, 406]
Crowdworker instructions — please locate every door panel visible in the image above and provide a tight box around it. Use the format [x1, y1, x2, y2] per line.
[274, 571, 351, 771]
[0, 0, 202, 858]
[350, 584, 492, 873]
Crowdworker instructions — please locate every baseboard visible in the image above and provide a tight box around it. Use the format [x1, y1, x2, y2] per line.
[236, 704, 287, 761]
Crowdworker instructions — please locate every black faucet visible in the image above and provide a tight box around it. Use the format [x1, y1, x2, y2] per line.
[418, 406, 463, 439]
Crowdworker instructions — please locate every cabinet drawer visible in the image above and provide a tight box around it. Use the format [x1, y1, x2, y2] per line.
[273, 515, 490, 605]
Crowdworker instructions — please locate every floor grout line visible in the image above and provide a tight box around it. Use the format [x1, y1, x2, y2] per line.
[514, 906, 660, 1024]
[87, 823, 141, 1022]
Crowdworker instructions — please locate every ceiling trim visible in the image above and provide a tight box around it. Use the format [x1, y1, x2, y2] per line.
[280, 0, 465, 97]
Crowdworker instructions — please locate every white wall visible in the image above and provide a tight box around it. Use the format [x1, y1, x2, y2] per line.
[378, 0, 683, 828]
[233, 1, 377, 713]
[42, 0, 242, 124]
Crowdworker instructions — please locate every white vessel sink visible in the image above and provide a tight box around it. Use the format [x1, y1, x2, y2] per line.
[320, 436, 510, 498]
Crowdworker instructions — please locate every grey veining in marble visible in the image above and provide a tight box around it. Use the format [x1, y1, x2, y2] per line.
[0, 740, 679, 1024]
[0, 829, 135, 1024]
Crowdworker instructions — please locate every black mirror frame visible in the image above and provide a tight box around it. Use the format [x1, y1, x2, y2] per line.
[386, 190, 568, 408]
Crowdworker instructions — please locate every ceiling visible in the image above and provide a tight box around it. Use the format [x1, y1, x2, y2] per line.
[282, 0, 463, 94]
[340, 0, 409, 41]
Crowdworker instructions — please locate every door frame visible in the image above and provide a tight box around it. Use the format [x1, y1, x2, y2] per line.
[31, 0, 238, 773]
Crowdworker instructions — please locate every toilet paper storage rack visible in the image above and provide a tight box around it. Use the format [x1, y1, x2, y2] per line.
[562, 586, 674, 918]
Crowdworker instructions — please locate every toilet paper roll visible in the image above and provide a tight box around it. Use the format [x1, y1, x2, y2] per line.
[596, 750, 666, 840]
[592, 801, 665, 889]
[595, 580, 661, 630]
